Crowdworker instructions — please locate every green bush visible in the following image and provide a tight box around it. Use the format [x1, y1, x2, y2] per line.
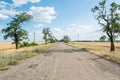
[60, 35, 70, 43]
[7, 59, 18, 65]
[19, 42, 38, 48]
[0, 60, 8, 70]
[102, 54, 120, 62]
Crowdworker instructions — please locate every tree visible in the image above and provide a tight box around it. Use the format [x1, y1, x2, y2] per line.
[48, 33, 57, 43]
[91, 0, 120, 51]
[100, 35, 106, 42]
[61, 35, 70, 43]
[42, 28, 51, 44]
[2, 12, 33, 49]
[42, 28, 57, 44]
[108, 35, 118, 42]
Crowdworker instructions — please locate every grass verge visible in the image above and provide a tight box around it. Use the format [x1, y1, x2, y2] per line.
[68, 42, 120, 64]
[0, 43, 54, 70]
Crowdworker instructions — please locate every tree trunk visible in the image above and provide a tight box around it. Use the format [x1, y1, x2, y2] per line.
[15, 33, 19, 49]
[106, 30, 115, 51]
[45, 34, 47, 44]
[110, 36, 115, 51]
[45, 40, 47, 44]
[15, 42, 18, 49]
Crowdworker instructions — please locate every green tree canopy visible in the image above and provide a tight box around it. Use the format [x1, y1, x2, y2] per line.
[100, 35, 106, 42]
[61, 35, 70, 43]
[48, 33, 57, 43]
[42, 28, 57, 44]
[42, 28, 51, 44]
[2, 12, 33, 49]
[92, 0, 120, 51]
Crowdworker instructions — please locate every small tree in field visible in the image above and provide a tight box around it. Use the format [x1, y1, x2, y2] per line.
[100, 35, 106, 42]
[61, 35, 70, 43]
[42, 28, 57, 44]
[92, 0, 120, 51]
[48, 33, 57, 43]
[2, 12, 33, 49]
[42, 28, 51, 44]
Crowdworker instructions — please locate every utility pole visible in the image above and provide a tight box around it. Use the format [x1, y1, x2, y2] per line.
[34, 32, 35, 43]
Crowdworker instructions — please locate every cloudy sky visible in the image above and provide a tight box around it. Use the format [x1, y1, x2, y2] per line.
[0, 0, 119, 41]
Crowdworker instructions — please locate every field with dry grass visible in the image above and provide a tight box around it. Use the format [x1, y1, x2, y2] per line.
[0, 42, 44, 51]
[0, 42, 45, 55]
[0, 42, 44, 50]
[0, 42, 54, 70]
[0, 42, 15, 51]
[68, 42, 120, 63]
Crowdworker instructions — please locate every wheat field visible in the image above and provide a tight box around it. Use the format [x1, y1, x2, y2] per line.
[0, 42, 15, 50]
[0, 42, 45, 50]
[69, 42, 120, 63]
[0, 42, 45, 55]
[69, 42, 120, 54]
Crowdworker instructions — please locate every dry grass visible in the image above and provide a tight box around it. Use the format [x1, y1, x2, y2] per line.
[0, 43, 54, 70]
[0, 42, 44, 51]
[0, 42, 45, 55]
[0, 42, 15, 50]
[68, 42, 120, 63]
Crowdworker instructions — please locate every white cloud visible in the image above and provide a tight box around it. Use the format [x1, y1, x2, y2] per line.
[70, 24, 77, 27]
[33, 24, 46, 28]
[30, 0, 41, 3]
[0, 1, 8, 5]
[29, 6, 56, 23]
[66, 25, 101, 40]
[0, 1, 11, 8]
[51, 28, 63, 40]
[0, 1, 19, 20]
[52, 28, 62, 32]
[28, 25, 102, 41]
[0, 8, 19, 20]
[67, 25, 96, 34]
[0, 26, 4, 30]
[12, 0, 41, 7]
[0, 13, 9, 19]
[0, 9, 18, 16]
[50, 25, 101, 41]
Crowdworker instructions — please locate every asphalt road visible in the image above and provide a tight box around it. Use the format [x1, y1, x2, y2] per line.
[0, 43, 120, 80]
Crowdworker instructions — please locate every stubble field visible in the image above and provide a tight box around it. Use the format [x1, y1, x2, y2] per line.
[0, 42, 44, 50]
[0, 42, 45, 55]
[68, 42, 120, 63]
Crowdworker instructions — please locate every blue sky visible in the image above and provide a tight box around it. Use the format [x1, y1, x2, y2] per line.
[0, 0, 119, 41]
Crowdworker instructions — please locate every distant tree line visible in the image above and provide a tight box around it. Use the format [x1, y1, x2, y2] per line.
[59, 35, 70, 43]
[42, 28, 70, 43]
